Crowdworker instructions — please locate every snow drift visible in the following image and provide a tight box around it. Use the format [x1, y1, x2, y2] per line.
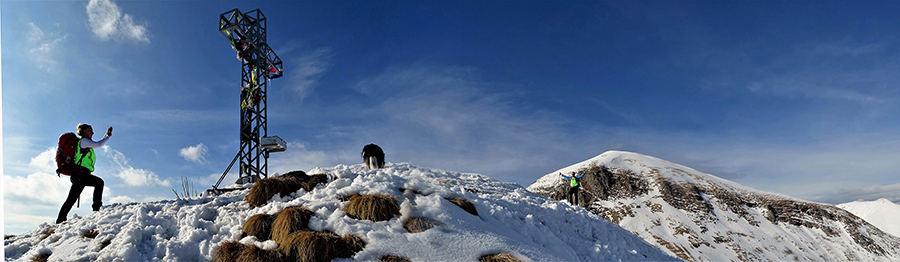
[4, 162, 676, 262]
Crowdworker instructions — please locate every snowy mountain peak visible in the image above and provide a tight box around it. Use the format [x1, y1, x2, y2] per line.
[4, 163, 676, 262]
[529, 151, 900, 261]
[838, 198, 900, 238]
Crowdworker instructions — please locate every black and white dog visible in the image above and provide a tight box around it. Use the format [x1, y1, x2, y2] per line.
[362, 144, 385, 169]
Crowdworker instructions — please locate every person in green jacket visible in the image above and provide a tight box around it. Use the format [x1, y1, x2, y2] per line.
[560, 171, 585, 205]
[56, 123, 112, 224]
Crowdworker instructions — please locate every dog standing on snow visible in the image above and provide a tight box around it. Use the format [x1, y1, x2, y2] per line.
[362, 144, 385, 169]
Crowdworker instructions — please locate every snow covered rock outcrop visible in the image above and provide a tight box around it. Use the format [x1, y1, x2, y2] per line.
[528, 151, 900, 261]
[838, 198, 900, 238]
[4, 163, 676, 262]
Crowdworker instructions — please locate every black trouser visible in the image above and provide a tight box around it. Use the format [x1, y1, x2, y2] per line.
[57, 167, 104, 223]
[567, 186, 579, 205]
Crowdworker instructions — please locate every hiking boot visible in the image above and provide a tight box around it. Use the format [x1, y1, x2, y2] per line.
[92, 204, 102, 212]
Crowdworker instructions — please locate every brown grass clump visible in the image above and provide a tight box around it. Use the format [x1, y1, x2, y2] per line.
[213, 241, 247, 262]
[245, 171, 330, 207]
[237, 244, 285, 262]
[242, 213, 276, 241]
[381, 255, 413, 262]
[302, 174, 328, 191]
[335, 234, 367, 258]
[403, 216, 445, 233]
[279, 170, 308, 180]
[99, 239, 112, 251]
[271, 206, 315, 244]
[339, 193, 362, 202]
[446, 197, 479, 216]
[246, 177, 293, 208]
[81, 229, 99, 239]
[479, 253, 521, 262]
[277, 231, 338, 262]
[343, 194, 400, 222]
[399, 187, 422, 195]
[39, 229, 55, 241]
[277, 230, 365, 262]
[31, 252, 51, 262]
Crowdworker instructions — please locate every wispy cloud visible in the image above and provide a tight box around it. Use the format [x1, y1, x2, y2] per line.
[103, 147, 171, 187]
[698, 39, 900, 106]
[290, 47, 333, 100]
[123, 109, 230, 124]
[179, 143, 208, 164]
[85, 0, 150, 43]
[343, 62, 578, 181]
[26, 23, 67, 72]
[815, 183, 900, 204]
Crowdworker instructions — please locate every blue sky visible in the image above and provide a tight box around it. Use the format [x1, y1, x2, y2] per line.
[4, 0, 900, 234]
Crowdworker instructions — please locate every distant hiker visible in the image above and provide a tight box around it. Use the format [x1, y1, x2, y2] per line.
[57, 124, 112, 224]
[362, 144, 385, 169]
[559, 171, 585, 205]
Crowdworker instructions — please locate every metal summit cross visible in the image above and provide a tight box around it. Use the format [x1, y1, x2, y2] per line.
[211, 8, 287, 192]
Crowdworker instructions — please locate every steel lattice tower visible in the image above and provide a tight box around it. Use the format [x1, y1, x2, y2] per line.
[212, 8, 285, 190]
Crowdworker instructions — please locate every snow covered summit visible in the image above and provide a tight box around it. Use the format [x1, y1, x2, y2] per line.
[528, 150, 900, 261]
[838, 198, 900, 238]
[4, 162, 675, 262]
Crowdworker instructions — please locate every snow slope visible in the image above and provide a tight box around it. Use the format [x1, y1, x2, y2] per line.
[528, 150, 900, 261]
[4, 162, 676, 262]
[838, 198, 900, 238]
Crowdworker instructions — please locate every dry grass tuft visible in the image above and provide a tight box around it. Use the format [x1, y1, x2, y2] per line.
[343, 194, 400, 222]
[81, 229, 99, 239]
[238, 244, 285, 262]
[339, 193, 362, 202]
[279, 170, 308, 180]
[245, 171, 330, 207]
[335, 234, 366, 258]
[446, 197, 479, 216]
[246, 177, 293, 207]
[39, 229, 55, 241]
[403, 216, 445, 233]
[302, 174, 328, 191]
[381, 255, 413, 262]
[31, 253, 51, 262]
[271, 206, 315, 244]
[213, 241, 247, 262]
[399, 188, 422, 195]
[277, 230, 365, 262]
[278, 231, 338, 262]
[243, 213, 276, 241]
[99, 239, 112, 251]
[479, 253, 521, 262]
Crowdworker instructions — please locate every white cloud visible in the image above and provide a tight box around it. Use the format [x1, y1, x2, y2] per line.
[290, 47, 332, 99]
[29, 148, 58, 174]
[179, 143, 208, 164]
[4, 172, 112, 233]
[26, 23, 67, 72]
[103, 147, 170, 187]
[85, 0, 150, 43]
